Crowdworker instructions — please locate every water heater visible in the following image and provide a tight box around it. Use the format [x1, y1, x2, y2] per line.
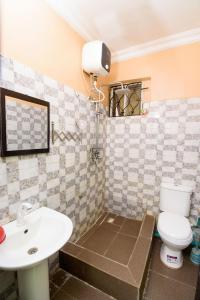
[82, 40, 111, 76]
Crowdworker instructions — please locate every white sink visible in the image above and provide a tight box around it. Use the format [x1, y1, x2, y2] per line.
[0, 206, 73, 300]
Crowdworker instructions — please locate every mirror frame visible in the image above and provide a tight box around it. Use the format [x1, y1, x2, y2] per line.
[0, 88, 50, 157]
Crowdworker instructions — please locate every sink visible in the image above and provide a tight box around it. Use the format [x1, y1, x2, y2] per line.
[0, 206, 73, 300]
[0, 206, 73, 270]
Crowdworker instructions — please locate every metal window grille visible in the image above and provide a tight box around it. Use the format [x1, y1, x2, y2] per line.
[109, 82, 143, 117]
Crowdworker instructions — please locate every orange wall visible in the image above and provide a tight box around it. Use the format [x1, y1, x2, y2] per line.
[1, 0, 200, 103]
[107, 42, 200, 102]
[0, 0, 88, 94]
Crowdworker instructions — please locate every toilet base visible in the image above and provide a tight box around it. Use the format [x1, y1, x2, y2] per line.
[160, 243, 183, 269]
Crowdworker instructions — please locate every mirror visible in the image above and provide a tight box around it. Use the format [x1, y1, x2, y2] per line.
[0, 88, 50, 156]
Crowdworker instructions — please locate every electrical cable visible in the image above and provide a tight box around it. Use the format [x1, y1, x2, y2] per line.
[81, 68, 105, 103]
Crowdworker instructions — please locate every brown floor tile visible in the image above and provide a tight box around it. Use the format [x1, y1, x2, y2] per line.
[100, 221, 121, 232]
[77, 215, 120, 247]
[50, 281, 59, 298]
[144, 271, 196, 300]
[105, 233, 137, 265]
[76, 225, 98, 246]
[51, 268, 69, 287]
[62, 242, 82, 257]
[78, 248, 135, 285]
[52, 289, 75, 300]
[128, 237, 152, 286]
[60, 250, 138, 300]
[81, 225, 117, 255]
[140, 215, 155, 239]
[120, 219, 142, 237]
[62, 277, 114, 300]
[150, 238, 199, 288]
[96, 212, 108, 225]
[113, 215, 126, 226]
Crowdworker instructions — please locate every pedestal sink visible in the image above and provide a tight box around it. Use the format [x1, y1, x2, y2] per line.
[0, 207, 73, 300]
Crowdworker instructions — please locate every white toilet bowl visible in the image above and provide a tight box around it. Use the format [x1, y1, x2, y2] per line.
[157, 212, 193, 269]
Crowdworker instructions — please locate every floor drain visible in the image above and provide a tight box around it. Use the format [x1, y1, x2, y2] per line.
[28, 247, 38, 255]
[107, 218, 114, 223]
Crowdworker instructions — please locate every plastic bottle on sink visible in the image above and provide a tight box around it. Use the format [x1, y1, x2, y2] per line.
[0, 226, 6, 244]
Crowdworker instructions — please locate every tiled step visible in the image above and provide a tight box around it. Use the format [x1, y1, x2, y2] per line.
[50, 268, 115, 300]
[60, 213, 155, 300]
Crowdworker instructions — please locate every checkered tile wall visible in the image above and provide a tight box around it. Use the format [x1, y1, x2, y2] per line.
[0, 54, 107, 298]
[105, 99, 200, 223]
[1, 53, 200, 298]
[0, 55, 106, 241]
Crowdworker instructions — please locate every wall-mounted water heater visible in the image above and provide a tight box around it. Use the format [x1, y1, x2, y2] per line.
[82, 40, 111, 76]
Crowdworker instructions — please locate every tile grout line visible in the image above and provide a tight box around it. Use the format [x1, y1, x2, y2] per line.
[99, 228, 119, 257]
[76, 242, 130, 268]
[51, 273, 72, 299]
[60, 216, 154, 289]
[126, 217, 146, 266]
[113, 216, 126, 229]
[63, 237, 138, 269]
[96, 211, 109, 226]
[126, 214, 155, 267]
[69, 273, 117, 300]
[72, 247, 136, 285]
[103, 231, 120, 256]
[75, 212, 128, 258]
[142, 262, 152, 300]
[63, 228, 143, 267]
[150, 268, 198, 290]
[74, 211, 109, 245]
[118, 229, 141, 239]
[79, 223, 120, 254]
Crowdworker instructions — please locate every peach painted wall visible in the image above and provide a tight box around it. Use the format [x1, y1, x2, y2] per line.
[1, 0, 200, 104]
[0, 0, 88, 94]
[106, 42, 200, 103]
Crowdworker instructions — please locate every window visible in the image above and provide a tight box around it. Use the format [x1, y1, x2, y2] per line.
[109, 82, 143, 117]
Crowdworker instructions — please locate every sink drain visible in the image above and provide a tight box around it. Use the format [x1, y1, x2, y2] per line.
[28, 247, 38, 255]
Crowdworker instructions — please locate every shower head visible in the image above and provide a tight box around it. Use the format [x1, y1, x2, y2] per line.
[115, 86, 130, 96]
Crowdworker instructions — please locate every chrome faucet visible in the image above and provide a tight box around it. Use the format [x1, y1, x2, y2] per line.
[17, 202, 33, 226]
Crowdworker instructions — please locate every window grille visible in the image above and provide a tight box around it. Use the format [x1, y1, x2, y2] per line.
[109, 82, 143, 117]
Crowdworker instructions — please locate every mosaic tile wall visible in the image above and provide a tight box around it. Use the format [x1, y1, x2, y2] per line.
[0, 55, 106, 298]
[105, 99, 200, 223]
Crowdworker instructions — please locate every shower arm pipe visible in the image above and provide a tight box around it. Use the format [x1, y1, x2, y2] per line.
[95, 102, 100, 148]
[100, 81, 149, 90]
[100, 81, 124, 90]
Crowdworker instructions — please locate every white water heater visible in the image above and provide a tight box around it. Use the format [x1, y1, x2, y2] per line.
[82, 40, 111, 76]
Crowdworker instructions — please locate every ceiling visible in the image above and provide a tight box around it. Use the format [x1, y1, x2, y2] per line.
[46, 0, 200, 60]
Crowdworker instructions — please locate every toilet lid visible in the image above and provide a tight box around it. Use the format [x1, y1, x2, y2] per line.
[158, 212, 191, 240]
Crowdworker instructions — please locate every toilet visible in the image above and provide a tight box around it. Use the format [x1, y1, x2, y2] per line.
[157, 182, 193, 269]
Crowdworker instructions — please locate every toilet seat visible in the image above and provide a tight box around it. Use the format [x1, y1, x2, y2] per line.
[158, 212, 192, 245]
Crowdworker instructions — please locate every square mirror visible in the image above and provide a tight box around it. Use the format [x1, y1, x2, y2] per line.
[0, 88, 50, 156]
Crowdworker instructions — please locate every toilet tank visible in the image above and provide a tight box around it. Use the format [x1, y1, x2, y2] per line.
[160, 182, 193, 217]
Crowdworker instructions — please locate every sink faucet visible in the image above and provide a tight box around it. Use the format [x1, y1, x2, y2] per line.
[17, 202, 33, 226]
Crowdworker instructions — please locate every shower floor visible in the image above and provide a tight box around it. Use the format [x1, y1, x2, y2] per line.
[60, 212, 155, 300]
